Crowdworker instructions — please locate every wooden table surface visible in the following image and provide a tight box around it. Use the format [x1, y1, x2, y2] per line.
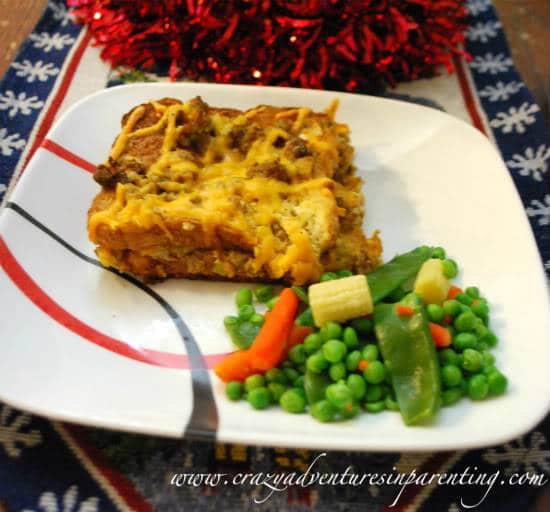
[0, 0, 549, 123]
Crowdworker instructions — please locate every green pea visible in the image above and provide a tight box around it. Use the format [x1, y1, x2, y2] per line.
[363, 360, 386, 384]
[323, 339, 347, 363]
[480, 330, 498, 348]
[320, 321, 342, 341]
[384, 396, 399, 411]
[468, 375, 489, 400]
[481, 350, 495, 368]
[238, 304, 255, 321]
[427, 304, 444, 323]
[310, 400, 336, 422]
[431, 247, 446, 259]
[343, 327, 359, 349]
[346, 350, 362, 371]
[281, 360, 294, 369]
[288, 344, 306, 364]
[461, 349, 483, 373]
[294, 375, 305, 389]
[236, 288, 253, 308]
[459, 304, 472, 314]
[442, 259, 458, 278]
[443, 300, 461, 317]
[439, 348, 459, 366]
[341, 402, 361, 419]
[225, 381, 243, 401]
[325, 382, 354, 410]
[487, 369, 507, 395]
[476, 341, 489, 352]
[347, 374, 366, 400]
[250, 313, 264, 326]
[365, 400, 386, 413]
[295, 308, 315, 327]
[453, 332, 478, 351]
[474, 322, 490, 339]
[329, 362, 347, 381]
[471, 301, 489, 319]
[265, 368, 288, 385]
[254, 285, 274, 303]
[306, 352, 329, 373]
[361, 344, 379, 362]
[291, 286, 309, 304]
[337, 269, 354, 278]
[455, 293, 473, 306]
[284, 368, 300, 383]
[266, 296, 279, 311]
[267, 382, 286, 402]
[304, 333, 323, 354]
[365, 384, 384, 402]
[454, 311, 477, 332]
[350, 317, 373, 335]
[441, 388, 463, 406]
[441, 364, 463, 387]
[244, 374, 265, 392]
[223, 315, 239, 328]
[320, 272, 338, 282]
[247, 387, 271, 409]
[465, 286, 480, 299]
[279, 389, 306, 413]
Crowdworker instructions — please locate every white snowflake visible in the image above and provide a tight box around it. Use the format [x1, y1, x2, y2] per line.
[470, 53, 513, 75]
[466, 0, 491, 16]
[47, 1, 72, 27]
[544, 260, 550, 271]
[0, 128, 26, 156]
[490, 102, 540, 134]
[483, 431, 550, 474]
[29, 32, 75, 52]
[507, 145, 550, 182]
[0, 405, 42, 458]
[479, 81, 524, 102]
[0, 91, 44, 118]
[466, 21, 501, 43]
[22, 485, 99, 512]
[11, 60, 59, 83]
[526, 195, 550, 226]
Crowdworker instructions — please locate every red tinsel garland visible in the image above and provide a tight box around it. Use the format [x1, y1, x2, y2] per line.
[68, 0, 467, 92]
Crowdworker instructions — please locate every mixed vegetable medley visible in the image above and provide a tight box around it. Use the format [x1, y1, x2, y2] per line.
[214, 246, 508, 425]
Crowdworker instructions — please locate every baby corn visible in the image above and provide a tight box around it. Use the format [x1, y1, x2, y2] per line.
[309, 274, 373, 327]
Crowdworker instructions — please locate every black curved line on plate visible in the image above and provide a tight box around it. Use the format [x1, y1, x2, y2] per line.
[5, 201, 219, 441]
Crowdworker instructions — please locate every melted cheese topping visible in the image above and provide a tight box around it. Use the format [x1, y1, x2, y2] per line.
[89, 98, 356, 282]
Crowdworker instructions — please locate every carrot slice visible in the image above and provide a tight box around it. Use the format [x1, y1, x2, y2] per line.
[396, 305, 414, 316]
[214, 349, 253, 383]
[248, 288, 299, 371]
[428, 322, 452, 348]
[447, 286, 463, 300]
[287, 325, 313, 350]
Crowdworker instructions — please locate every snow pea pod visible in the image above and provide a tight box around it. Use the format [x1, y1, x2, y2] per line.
[367, 246, 432, 303]
[304, 370, 331, 405]
[374, 293, 441, 425]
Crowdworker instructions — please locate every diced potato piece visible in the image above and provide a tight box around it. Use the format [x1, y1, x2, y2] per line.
[414, 258, 450, 304]
[309, 274, 373, 327]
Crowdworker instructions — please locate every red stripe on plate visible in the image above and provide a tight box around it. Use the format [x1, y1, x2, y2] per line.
[42, 138, 96, 173]
[0, 235, 228, 369]
[453, 55, 487, 135]
[22, 30, 93, 171]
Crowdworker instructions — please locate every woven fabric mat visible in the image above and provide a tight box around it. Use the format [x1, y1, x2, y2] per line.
[0, 1, 548, 510]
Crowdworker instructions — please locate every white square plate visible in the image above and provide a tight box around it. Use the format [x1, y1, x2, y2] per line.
[1, 83, 549, 451]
